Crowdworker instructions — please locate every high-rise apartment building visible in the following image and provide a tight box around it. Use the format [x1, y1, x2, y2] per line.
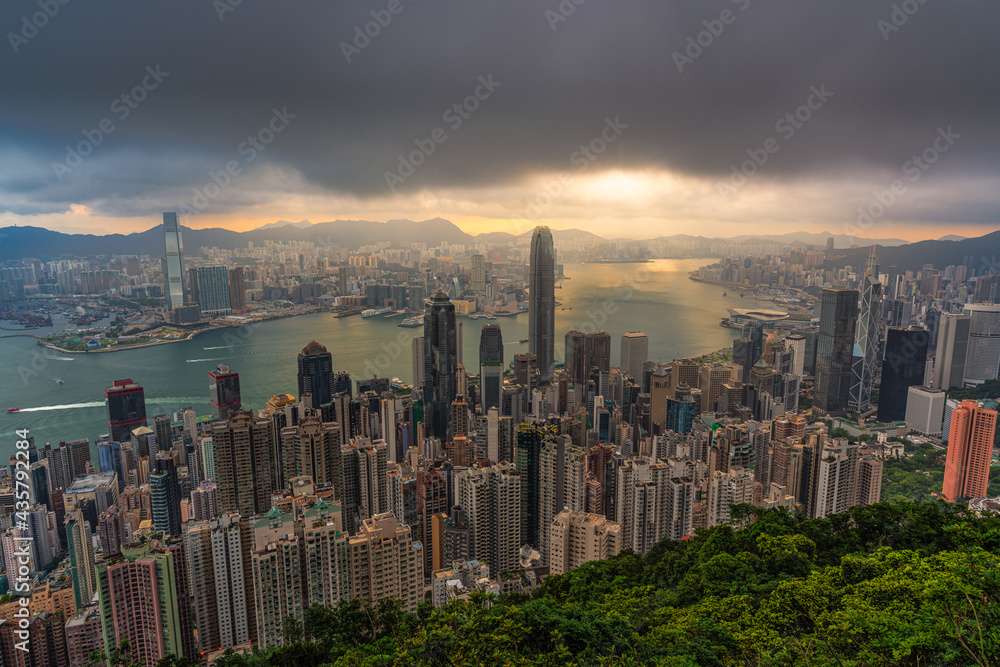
[942, 399, 997, 501]
[479, 323, 504, 413]
[619, 331, 648, 381]
[538, 439, 586, 560]
[423, 291, 458, 440]
[455, 463, 522, 576]
[185, 513, 255, 655]
[347, 513, 423, 611]
[66, 514, 97, 609]
[529, 226, 555, 381]
[250, 500, 348, 648]
[105, 379, 147, 443]
[163, 212, 186, 310]
[95, 535, 195, 665]
[211, 409, 275, 516]
[549, 510, 622, 576]
[280, 415, 342, 491]
[814, 288, 858, 416]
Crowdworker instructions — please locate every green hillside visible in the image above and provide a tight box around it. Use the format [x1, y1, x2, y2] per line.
[172, 502, 1000, 667]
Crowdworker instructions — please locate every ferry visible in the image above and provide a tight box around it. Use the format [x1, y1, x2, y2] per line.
[398, 316, 423, 328]
[361, 307, 391, 318]
[6, 408, 19, 413]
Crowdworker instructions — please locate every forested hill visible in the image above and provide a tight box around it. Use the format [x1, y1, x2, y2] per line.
[180, 502, 999, 667]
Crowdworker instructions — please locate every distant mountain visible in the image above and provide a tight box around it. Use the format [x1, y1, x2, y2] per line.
[0, 218, 608, 260]
[0, 218, 990, 271]
[826, 231, 1000, 273]
[937, 234, 966, 242]
[253, 219, 314, 231]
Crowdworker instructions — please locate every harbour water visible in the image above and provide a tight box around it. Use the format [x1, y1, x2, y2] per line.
[0, 259, 744, 458]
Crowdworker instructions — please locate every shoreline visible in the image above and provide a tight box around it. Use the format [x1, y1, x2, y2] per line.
[35, 306, 326, 355]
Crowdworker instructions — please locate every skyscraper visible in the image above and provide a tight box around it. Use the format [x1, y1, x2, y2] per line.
[942, 400, 997, 502]
[584, 330, 612, 375]
[849, 250, 882, 412]
[932, 313, 971, 390]
[564, 330, 587, 385]
[151, 454, 182, 537]
[228, 266, 246, 311]
[297, 340, 335, 407]
[877, 327, 929, 423]
[211, 409, 275, 516]
[471, 253, 487, 301]
[96, 536, 195, 665]
[529, 226, 555, 381]
[209, 364, 242, 420]
[961, 304, 1000, 385]
[479, 323, 504, 413]
[814, 288, 858, 417]
[423, 291, 458, 440]
[163, 212, 185, 311]
[185, 513, 255, 655]
[455, 462, 522, 576]
[196, 265, 233, 316]
[619, 332, 648, 381]
[732, 321, 763, 383]
[105, 379, 147, 443]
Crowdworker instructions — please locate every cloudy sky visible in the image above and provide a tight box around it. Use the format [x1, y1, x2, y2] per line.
[1, 0, 997, 240]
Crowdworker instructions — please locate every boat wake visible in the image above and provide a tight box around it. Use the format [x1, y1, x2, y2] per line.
[20, 401, 104, 412]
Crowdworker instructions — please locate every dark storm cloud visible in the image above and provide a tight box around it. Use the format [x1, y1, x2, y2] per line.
[1, 0, 997, 216]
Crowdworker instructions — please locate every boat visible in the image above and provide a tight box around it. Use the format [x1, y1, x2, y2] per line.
[485, 313, 495, 320]
[56, 379, 64, 384]
[6, 408, 19, 413]
[361, 307, 391, 318]
[398, 316, 423, 328]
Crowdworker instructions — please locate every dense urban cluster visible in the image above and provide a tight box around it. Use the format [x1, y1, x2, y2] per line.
[0, 219, 997, 666]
